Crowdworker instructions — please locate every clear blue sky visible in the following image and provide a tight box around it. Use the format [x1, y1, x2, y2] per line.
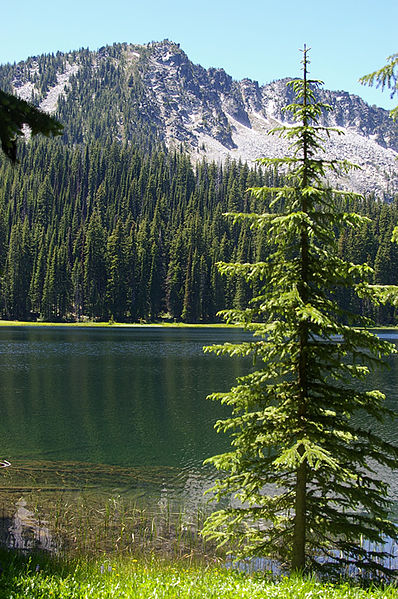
[2, 0, 397, 110]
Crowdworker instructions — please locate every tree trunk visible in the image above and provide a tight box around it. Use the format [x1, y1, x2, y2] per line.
[292, 457, 307, 571]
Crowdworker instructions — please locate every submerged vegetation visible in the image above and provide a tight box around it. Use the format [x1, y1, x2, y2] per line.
[1, 493, 214, 558]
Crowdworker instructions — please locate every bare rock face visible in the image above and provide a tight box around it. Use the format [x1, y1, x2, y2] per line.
[2, 40, 397, 198]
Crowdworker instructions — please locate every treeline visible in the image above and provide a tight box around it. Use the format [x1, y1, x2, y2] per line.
[0, 138, 268, 322]
[0, 44, 161, 153]
[0, 137, 397, 324]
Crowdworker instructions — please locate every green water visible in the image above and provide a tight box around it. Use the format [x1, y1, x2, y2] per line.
[0, 326, 254, 505]
[0, 326, 398, 507]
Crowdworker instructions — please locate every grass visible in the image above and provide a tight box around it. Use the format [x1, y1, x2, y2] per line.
[1, 319, 397, 331]
[0, 319, 241, 328]
[0, 489, 397, 596]
[0, 550, 397, 599]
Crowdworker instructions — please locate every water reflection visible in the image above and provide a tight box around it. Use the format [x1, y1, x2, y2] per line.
[0, 326, 398, 554]
[0, 327, 252, 469]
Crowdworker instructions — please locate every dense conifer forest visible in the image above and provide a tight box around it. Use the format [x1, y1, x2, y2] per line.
[0, 134, 397, 324]
[0, 44, 397, 324]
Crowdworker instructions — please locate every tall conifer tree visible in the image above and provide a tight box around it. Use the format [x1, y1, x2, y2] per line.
[203, 48, 398, 575]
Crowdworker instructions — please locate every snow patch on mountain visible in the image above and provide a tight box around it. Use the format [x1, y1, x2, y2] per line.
[189, 108, 398, 197]
[39, 63, 79, 114]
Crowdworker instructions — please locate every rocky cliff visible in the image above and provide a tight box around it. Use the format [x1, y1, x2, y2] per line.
[1, 40, 397, 198]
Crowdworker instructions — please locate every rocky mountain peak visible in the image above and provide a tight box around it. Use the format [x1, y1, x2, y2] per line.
[1, 40, 397, 198]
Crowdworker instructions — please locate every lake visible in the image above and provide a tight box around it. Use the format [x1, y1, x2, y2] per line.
[0, 327, 253, 513]
[0, 326, 398, 552]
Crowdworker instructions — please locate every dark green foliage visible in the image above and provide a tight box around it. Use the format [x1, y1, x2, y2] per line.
[0, 89, 62, 161]
[0, 130, 397, 322]
[3, 219, 32, 318]
[84, 210, 107, 319]
[106, 220, 134, 321]
[202, 49, 398, 576]
[0, 46, 398, 323]
[0, 136, 271, 321]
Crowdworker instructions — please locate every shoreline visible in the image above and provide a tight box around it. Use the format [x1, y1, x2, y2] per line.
[0, 319, 240, 329]
[0, 320, 397, 331]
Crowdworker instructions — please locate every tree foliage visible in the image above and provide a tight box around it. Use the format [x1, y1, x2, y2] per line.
[0, 89, 63, 162]
[202, 48, 398, 575]
[360, 53, 398, 121]
[0, 134, 398, 323]
[0, 47, 398, 323]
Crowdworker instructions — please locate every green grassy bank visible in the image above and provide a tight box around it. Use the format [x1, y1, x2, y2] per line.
[0, 319, 238, 328]
[0, 551, 396, 599]
[0, 319, 397, 331]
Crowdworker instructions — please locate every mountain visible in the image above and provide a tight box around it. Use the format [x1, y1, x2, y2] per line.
[0, 40, 397, 198]
[1, 42, 398, 325]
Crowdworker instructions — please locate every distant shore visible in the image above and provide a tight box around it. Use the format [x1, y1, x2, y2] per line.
[0, 320, 397, 331]
[0, 319, 239, 328]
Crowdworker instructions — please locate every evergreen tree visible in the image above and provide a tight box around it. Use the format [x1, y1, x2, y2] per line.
[41, 246, 57, 320]
[181, 247, 194, 323]
[148, 206, 165, 319]
[3, 218, 32, 318]
[106, 221, 129, 321]
[36, 176, 54, 227]
[29, 228, 48, 314]
[71, 258, 84, 320]
[361, 53, 398, 121]
[0, 88, 62, 161]
[199, 254, 211, 322]
[202, 48, 398, 575]
[83, 210, 107, 319]
[166, 231, 185, 319]
[54, 243, 72, 318]
[135, 218, 151, 319]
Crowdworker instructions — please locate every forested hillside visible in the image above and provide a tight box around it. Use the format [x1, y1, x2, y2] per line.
[0, 135, 398, 323]
[0, 42, 398, 323]
[1, 41, 397, 197]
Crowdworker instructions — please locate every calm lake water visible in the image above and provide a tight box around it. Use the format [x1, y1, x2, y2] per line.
[0, 326, 398, 517]
[0, 326, 254, 513]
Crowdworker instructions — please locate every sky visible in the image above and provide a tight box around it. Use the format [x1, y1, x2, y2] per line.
[2, 0, 397, 111]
